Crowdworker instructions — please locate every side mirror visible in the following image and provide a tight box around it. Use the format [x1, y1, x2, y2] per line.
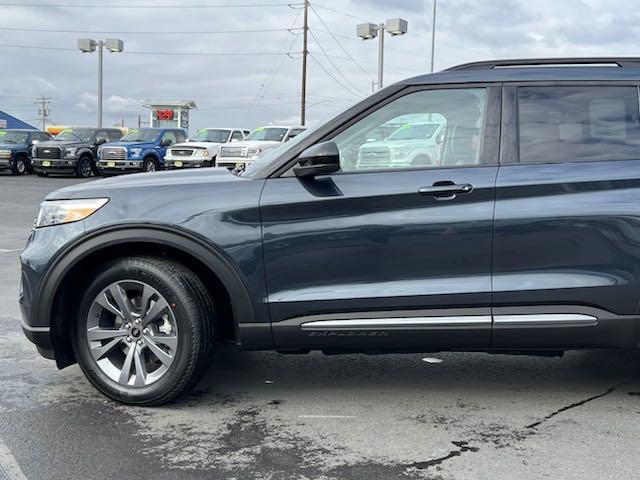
[31, 139, 39, 146]
[231, 138, 239, 143]
[96, 137, 107, 145]
[435, 133, 445, 145]
[293, 141, 341, 178]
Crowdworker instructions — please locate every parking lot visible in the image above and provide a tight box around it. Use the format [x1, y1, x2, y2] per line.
[0, 175, 639, 479]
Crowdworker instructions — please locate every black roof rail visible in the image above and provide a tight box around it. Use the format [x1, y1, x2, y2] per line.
[445, 58, 640, 71]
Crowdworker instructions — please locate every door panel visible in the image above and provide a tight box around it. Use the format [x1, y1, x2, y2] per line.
[261, 166, 497, 350]
[492, 84, 640, 348]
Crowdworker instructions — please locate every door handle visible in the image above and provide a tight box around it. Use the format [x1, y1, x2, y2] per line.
[418, 182, 473, 200]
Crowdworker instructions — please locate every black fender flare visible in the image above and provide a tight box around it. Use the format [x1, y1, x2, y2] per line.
[37, 223, 255, 339]
[77, 147, 95, 161]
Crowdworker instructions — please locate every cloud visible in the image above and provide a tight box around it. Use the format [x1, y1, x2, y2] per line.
[0, 0, 638, 131]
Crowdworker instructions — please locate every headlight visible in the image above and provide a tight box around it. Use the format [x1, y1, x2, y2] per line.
[247, 147, 261, 157]
[195, 148, 209, 157]
[392, 148, 410, 159]
[64, 147, 78, 158]
[0, 149, 11, 158]
[130, 148, 142, 158]
[35, 198, 109, 228]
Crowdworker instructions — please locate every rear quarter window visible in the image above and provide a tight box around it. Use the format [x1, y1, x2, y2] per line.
[517, 85, 640, 164]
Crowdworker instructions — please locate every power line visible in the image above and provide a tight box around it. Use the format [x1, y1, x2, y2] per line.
[0, 26, 299, 35]
[309, 54, 363, 100]
[0, 2, 303, 7]
[307, 29, 365, 97]
[308, 4, 374, 80]
[311, 4, 367, 21]
[0, 43, 297, 56]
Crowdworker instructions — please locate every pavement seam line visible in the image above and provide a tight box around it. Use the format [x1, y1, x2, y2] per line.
[0, 438, 28, 480]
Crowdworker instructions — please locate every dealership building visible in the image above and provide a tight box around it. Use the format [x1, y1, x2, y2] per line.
[0, 111, 36, 130]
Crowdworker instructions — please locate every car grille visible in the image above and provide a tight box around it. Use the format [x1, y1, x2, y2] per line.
[171, 149, 194, 157]
[358, 147, 391, 168]
[36, 147, 61, 159]
[100, 147, 127, 161]
[219, 146, 247, 158]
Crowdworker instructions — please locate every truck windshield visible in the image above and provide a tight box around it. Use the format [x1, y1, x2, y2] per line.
[192, 129, 230, 142]
[0, 131, 29, 144]
[55, 129, 95, 142]
[246, 127, 288, 142]
[387, 123, 440, 141]
[121, 129, 159, 142]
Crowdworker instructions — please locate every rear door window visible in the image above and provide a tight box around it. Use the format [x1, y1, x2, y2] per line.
[517, 86, 640, 164]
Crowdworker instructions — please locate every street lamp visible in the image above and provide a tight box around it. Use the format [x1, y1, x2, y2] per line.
[357, 18, 408, 90]
[77, 38, 124, 127]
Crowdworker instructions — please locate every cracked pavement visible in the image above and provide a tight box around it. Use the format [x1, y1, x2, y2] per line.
[1, 175, 640, 479]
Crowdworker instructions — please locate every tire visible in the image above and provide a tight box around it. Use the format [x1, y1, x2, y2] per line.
[75, 156, 93, 178]
[205, 156, 216, 168]
[11, 156, 27, 175]
[143, 157, 158, 172]
[411, 154, 432, 167]
[71, 256, 214, 406]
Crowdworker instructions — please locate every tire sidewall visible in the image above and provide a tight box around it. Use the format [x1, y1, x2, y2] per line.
[76, 157, 92, 178]
[12, 157, 26, 175]
[143, 157, 158, 172]
[72, 260, 199, 404]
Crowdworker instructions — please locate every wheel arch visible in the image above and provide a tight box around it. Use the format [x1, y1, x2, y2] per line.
[41, 224, 255, 368]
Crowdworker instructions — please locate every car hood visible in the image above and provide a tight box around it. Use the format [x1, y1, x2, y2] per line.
[170, 142, 221, 149]
[47, 167, 249, 200]
[103, 141, 156, 149]
[0, 143, 27, 150]
[221, 140, 280, 149]
[36, 140, 89, 148]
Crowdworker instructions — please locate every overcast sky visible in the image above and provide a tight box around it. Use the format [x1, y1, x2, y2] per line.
[1, 0, 638, 133]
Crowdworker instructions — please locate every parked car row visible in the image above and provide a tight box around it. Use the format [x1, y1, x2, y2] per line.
[0, 125, 307, 177]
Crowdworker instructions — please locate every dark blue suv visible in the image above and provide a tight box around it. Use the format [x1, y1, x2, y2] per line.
[19, 58, 640, 405]
[0, 129, 51, 175]
[97, 127, 187, 174]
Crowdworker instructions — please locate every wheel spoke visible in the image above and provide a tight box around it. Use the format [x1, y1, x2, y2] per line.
[90, 337, 123, 361]
[95, 292, 123, 318]
[133, 348, 148, 386]
[108, 284, 134, 322]
[139, 285, 154, 316]
[144, 336, 174, 366]
[142, 297, 170, 326]
[118, 344, 136, 385]
[87, 327, 128, 342]
[146, 334, 177, 352]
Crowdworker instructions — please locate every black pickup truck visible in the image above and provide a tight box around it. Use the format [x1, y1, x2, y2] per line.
[32, 127, 123, 177]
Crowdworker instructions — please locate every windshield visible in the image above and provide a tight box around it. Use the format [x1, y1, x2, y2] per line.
[192, 129, 230, 143]
[387, 123, 441, 141]
[246, 127, 288, 142]
[121, 129, 159, 142]
[55, 128, 95, 142]
[242, 127, 315, 177]
[0, 130, 29, 144]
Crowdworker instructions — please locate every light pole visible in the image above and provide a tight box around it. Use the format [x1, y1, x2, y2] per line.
[357, 18, 408, 90]
[430, 0, 437, 73]
[77, 38, 124, 127]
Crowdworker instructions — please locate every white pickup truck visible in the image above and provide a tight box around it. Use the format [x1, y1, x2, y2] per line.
[164, 128, 250, 169]
[216, 125, 306, 170]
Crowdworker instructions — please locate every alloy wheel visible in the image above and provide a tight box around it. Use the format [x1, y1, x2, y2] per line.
[86, 280, 179, 387]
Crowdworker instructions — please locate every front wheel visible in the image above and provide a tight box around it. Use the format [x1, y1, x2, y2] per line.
[11, 157, 27, 175]
[72, 256, 214, 405]
[75, 157, 93, 178]
[143, 157, 158, 172]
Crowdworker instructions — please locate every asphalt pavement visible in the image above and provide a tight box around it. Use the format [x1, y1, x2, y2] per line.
[1, 174, 639, 480]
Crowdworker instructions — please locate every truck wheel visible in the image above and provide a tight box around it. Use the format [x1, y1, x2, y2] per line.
[143, 157, 158, 172]
[11, 156, 27, 175]
[411, 155, 432, 167]
[206, 156, 216, 168]
[75, 156, 93, 178]
[72, 256, 214, 406]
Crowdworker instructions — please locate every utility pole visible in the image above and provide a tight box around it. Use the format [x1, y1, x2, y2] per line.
[430, 0, 437, 73]
[34, 95, 51, 131]
[300, 0, 308, 126]
[377, 23, 385, 89]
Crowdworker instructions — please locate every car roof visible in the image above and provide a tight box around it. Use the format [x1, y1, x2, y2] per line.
[400, 57, 640, 86]
[255, 125, 306, 129]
